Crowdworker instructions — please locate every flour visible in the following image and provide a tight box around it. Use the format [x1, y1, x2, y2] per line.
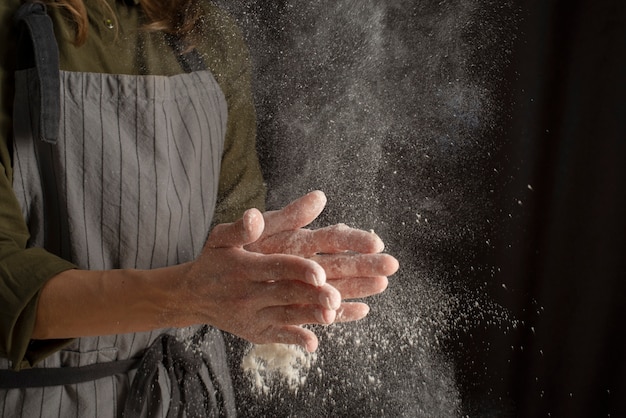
[242, 343, 317, 395]
[210, 0, 520, 416]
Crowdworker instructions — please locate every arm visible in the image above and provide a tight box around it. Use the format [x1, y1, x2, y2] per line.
[32, 191, 398, 354]
[32, 205, 341, 353]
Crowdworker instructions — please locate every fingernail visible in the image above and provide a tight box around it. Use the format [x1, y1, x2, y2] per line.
[242, 210, 255, 240]
[307, 269, 325, 286]
[370, 231, 385, 252]
[315, 309, 329, 324]
[319, 291, 340, 310]
[315, 309, 336, 324]
[306, 270, 317, 285]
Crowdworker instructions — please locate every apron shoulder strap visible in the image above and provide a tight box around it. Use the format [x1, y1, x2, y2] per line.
[13, 0, 60, 144]
[11, 1, 206, 148]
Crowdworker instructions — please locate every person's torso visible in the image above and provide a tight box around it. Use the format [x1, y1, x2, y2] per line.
[0, 3, 231, 416]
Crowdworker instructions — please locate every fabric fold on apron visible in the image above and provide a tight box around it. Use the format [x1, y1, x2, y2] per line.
[125, 327, 227, 418]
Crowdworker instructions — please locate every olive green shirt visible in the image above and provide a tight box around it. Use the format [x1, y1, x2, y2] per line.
[0, 0, 265, 369]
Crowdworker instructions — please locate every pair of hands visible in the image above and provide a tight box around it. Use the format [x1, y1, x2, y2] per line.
[184, 191, 398, 352]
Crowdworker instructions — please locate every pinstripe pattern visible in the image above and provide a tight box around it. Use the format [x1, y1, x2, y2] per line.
[1, 68, 229, 417]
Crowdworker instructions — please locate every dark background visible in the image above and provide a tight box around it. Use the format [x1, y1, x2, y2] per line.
[487, 1, 626, 417]
[216, 0, 626, 416]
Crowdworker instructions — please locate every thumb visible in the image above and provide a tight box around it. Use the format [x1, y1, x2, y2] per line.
[206, 208, 265, 248]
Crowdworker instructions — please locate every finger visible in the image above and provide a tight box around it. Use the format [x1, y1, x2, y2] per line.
[260, 281, 341, 310]
[328, 276, 389, 300]
[206, 209, 264, 248]
[261, 190, 327, 236]
[312, 253, 399, 278]
[304, 224, 385, 254]
[259, 304, 337, 327]
[253, 225, 385, 257]
[335, 302, 371, 323]
[228, 252, 326, 286]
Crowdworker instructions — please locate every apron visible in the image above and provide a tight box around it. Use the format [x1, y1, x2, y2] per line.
[0, 2, 236, 417]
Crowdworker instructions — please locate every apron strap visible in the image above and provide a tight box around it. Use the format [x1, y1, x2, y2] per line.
[0, 331, 227, 416]
[13, 0, 65, 256]
[0, 359, 139, 389]
[13, 0, 60, 144]
[12, 1, 205, 147]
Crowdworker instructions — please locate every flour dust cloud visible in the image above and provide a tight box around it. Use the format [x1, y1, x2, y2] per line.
[214, 0, 520, 416]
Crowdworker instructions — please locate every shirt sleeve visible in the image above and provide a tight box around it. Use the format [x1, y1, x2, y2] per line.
[0, 0, 76, 370]
[1, 154, 76, 371]
[199, 4, 267, 225]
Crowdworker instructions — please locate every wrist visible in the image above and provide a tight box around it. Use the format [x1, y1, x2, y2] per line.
[147, 262, 199, 329]
[33, 263, 196, 339]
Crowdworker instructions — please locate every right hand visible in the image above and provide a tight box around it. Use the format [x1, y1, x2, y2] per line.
[245, 190, 398, 324]
[180, 208, 340, 352]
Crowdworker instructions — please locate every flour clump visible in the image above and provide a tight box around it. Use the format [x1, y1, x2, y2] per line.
[242, 343, 317, 395]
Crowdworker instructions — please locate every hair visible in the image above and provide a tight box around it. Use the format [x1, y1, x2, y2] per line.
[45, 0, 204, 46]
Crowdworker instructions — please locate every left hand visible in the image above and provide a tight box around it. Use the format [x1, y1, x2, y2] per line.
[246, 191, 399, 322]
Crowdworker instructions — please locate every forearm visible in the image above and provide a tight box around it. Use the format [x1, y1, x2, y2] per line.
[32, 264, 195, 340]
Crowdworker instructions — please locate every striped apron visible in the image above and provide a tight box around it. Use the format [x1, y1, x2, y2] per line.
[0, 3, 236, 417]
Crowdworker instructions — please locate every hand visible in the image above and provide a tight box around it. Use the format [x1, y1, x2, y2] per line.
[246, 191, 399, 323]
[182, 208, 341, 352]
